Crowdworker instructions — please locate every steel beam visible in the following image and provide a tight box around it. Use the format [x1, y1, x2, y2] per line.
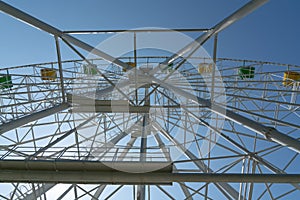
[137, 94, 150, 200]
[154, 134, 193, 199]
[21, 184, 55, 200]
[55, 36, 66, 102]
[74, 0, 269, 98]
[152, 121, 241, 199]
[116, 137, 137, 161]
[178, 182, 193, 200]
[92, 185, 107, 199]
[72, 105, 151, 113]
[28, 114, 99, 158]
[0, 1, 131, 71]
[0, 160, 297, 184]
[0, 103, 69, 135]
[167, 0, 269, 64]
[63, 28, 210, 34]
[68, 94, 187, 113]
[0, 170, 298, 184]
[150, 0, 269, 75]
[149, 76, 300, 154]
[0, 160, 172, 172]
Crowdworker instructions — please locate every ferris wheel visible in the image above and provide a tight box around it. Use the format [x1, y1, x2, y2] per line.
[0, 0, 300, 200]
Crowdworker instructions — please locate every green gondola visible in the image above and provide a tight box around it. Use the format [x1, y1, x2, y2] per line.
[0, 74, 13, 89]
[238, 66, 255, 79]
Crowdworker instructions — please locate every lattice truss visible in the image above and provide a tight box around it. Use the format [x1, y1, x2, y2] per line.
[0, 0, 299, 200]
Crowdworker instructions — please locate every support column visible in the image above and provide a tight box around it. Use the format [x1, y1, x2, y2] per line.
[137, 88, 150, 200]
[54, 36, 66, 102]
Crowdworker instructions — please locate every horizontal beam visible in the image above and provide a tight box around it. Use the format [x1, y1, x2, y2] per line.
[67, 94, 150, 113]
[72, 104, 191, 113]
[0, 160, 298, 184]
[0, 103, 70, 135]
[68, 94, 201, 113]
[0, 160, 172, 173]
[63, 28, 211, 34]
[0, 170, 299, 184]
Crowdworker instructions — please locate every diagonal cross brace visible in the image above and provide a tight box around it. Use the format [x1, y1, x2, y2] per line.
[0, 1, 132, 71]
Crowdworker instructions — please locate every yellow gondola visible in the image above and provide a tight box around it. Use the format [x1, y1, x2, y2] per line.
[41, 68, 57, 81]
[198, 63, 213, 74]
[283, 71, 300, 86]
[123, 62, 136, 72]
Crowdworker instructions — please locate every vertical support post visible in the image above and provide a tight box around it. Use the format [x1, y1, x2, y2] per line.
[134, 32, 137, 67]
[25, 76, 32, 102]
[211, 33, 218, 102]
[153, 133, 193, 200]
[134, 32, 138, 105]
[54, 36, 66, 102]
[136, 184, 146, 200]
[239, 157, 246, 200]
[248, 160, 257, 200]
[137, 87, 149, 200]
[204, 34, 218, 200]
[213, 34, 218, 63]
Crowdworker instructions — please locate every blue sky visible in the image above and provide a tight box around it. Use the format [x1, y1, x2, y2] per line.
[1, 0, 300, 67]
[0, 1, 299, 199]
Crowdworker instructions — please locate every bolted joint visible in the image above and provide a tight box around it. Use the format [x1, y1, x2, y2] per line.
[262, 126, 277, 141]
